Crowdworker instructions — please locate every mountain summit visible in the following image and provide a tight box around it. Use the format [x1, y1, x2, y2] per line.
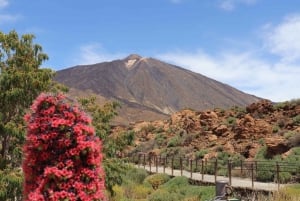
[55, 54, 260, 124]
[123, 54, 143, 69]
[124, 54, 143, 60]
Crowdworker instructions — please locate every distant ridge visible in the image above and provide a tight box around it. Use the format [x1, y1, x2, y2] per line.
[55, 54, 261, 124]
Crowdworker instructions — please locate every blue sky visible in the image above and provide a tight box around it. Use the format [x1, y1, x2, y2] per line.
[1, 0, 300, 102]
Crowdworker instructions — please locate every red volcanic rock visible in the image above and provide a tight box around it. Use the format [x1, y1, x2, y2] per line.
[213, 124, 228, 136]
[265, 137, 289, 157]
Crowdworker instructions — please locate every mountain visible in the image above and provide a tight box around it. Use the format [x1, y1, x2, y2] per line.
[55, 54, 260, 124]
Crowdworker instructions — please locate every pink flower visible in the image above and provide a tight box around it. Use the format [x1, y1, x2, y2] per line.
[23, 93, 106, 201]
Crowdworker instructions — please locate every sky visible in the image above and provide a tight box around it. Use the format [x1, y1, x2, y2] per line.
[1, 0, 300, 102]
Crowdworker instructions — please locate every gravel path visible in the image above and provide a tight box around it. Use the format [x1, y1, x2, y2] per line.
[137, 165, 285, 192]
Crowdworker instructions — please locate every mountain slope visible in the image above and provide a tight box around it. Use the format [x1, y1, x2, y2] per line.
[55, 54, 260, 123]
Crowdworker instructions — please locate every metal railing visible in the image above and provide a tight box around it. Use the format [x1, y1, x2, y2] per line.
[128, 153, 300, 191]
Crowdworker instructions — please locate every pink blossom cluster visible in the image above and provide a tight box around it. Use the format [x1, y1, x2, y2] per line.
[22, 93, 106, 201]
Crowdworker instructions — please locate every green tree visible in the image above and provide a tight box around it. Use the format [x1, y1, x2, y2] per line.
[78, 96, 134, 196]
[78, 96, 119, 142]
[0, 30, 55, 200]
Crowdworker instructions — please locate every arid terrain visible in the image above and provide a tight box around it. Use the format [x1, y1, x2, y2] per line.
[113, 99, 300, 161]
[55, 55, 300, 161]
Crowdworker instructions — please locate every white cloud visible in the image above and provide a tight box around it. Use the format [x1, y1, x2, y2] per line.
[219, 0, 257, 11]
[75, 43, 126, 65]
[263, 15, 300, 63]
[72, 14, 300, 102]
[0, 1, 21, 24]
[0, 14, 19, 24]
[169, 0, 185, 4]
[155, 13, 300, 102]
[0, 0, 8, 9]
[156, 48, 300, 102]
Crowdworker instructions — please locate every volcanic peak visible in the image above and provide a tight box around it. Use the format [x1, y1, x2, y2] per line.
[124, 54, 143, 69]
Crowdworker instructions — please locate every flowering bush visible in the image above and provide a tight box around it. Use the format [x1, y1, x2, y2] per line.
[22, 93, 106, 201]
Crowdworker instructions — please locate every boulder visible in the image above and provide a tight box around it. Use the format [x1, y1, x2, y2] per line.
[213, 124, 228, 135]
[265, 137, 289, 157]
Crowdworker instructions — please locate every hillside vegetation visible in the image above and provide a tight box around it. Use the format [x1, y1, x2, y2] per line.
[121, 99, 300, 158]
[113, 99, 300, 182]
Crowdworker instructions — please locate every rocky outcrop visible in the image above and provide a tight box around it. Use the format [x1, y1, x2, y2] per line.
[246, 99, 274, 115]
[265, 137, 289, 157]
[119, 99, 300, 160]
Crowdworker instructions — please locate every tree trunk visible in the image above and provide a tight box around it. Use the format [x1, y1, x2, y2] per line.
[0, 135, 7, 160]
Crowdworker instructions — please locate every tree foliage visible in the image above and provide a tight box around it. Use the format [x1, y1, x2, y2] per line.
[0, 30, 55, 167]
[0, 30, 63, 200]
[78, 97, 134, 196]
[0, 168, 23, 201]
[78, 97, 119, 142]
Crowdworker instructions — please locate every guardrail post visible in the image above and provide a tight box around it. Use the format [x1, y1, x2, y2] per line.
[240, 160, 243, 176]
[171, 157, 174, 176]
[276, 162, 280, 190]
[251, 163, 254, 189]
[159, 155, 162, 165]
[135, 154, 138, 167]
[163, 157, 166, 173]
[180, 157, 183, 176]
[201, 159, 204, 181]
[149, 155, 152, 172]
[155, 155, 158, 173]
[215, 159, 218, 183]
[143, 153, 146, 169]
[255, 161, 258, 172]
[190, 159, 193, 179]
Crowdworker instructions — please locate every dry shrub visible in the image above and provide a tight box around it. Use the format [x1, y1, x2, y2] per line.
[144, 173, 170, 189]
[272, 185, 300, 201]
[231, 168, 251, 178]
[288, 132, 300, 147]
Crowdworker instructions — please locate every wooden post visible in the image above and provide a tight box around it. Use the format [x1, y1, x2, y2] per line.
[171, 157, 174, 176]
[180, 157, 183, 176]
[201, 159, 204, 181]
[251, 163, 254, 189]
[240, 160, 243, 176]
[190, 159, 193, 179]
[149, 155, 152, 172]
[195, 159, 198, 172]
[137, 154, 140, 168]
[255, 161, 258, 172]
[276, 162, 280, 190]
[159, 155, 162, 165]
[143, 154, 146, 169]
[155, 155, 158, 173]
[228, 160, 232, 186]
[214, 159, 218, 183]
[163, 157, 166, 173]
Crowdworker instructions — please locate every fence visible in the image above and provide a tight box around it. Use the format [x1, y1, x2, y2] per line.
[129, 153, 300, 191]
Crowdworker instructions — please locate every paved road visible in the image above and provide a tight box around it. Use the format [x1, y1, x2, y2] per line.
[136, 164, 285, 192]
